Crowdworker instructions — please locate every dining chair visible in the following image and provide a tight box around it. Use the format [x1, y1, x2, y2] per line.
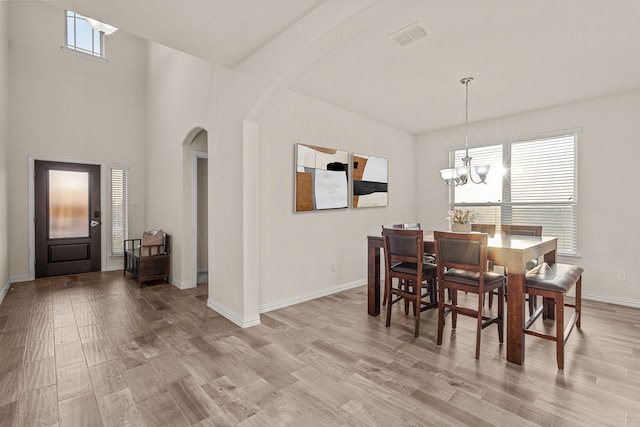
[524, 262, 583, 369]
[471, 223, 496, 236]
[499, 224, 543, 313]
[434, 231, 504, 359]
[381, 223, 436, 306]
[382, 228, 438, 337]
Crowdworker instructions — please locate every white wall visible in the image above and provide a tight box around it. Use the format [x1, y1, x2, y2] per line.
[0, 1, 9, 298]
[144, 43, 213, 288]
[7, 1, 147, 279]
[143, 41, 264, 323]
[257, 90, 416, 309]
[417, 90, 640, 307]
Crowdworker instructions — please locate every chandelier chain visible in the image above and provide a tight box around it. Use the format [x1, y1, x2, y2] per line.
[439, 76, 489, 186]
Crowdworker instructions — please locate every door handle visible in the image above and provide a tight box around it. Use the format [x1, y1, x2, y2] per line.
[90, 220, 101, 227]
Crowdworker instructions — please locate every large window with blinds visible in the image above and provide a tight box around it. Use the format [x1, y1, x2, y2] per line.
[110, 166, 128, 256]
[450, 131, 578, 256]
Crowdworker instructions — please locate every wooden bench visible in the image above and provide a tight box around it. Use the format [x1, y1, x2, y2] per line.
[124, 232, 170, 284]
[524, 262, 583, 369]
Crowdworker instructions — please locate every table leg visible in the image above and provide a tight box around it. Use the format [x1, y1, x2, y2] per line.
[506, 270, 525, 365]
[367, 239, 381, 316]
[543, 250, 557, 319]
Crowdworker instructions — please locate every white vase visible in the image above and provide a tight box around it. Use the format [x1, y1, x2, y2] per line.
[451, 223, 471, 232]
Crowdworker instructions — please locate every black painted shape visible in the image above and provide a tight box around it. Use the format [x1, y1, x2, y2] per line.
[354, 181, 388, 196]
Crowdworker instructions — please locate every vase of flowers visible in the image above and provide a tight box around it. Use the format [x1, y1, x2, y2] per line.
[447, 209, 476, 232]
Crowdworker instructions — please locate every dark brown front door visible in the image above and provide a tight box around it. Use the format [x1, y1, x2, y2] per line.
[35, 161, 101, 278]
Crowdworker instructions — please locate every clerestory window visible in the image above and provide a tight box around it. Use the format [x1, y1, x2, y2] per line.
[65, 11, 117, 59]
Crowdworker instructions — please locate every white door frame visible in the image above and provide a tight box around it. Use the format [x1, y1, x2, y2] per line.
[28, 156, 107, 280]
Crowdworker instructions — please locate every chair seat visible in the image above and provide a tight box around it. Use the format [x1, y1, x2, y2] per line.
[391, 262, 436, 277]
[443, 269, 504, 288]
[526, 263, 584, 293]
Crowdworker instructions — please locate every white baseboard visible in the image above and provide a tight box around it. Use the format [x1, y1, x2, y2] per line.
[207, 298, 261, 328]
[9, 275, 30, 283]
[197, 268, 208, 274]
[583, 292, 640, 309]
[258, 278, 366, 314]
[0, 278, 10, 304]
[169, 277, 196, 290]
[104, 265, 122, 272]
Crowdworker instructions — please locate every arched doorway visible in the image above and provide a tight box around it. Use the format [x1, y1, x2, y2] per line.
[182, 128, 208, 289]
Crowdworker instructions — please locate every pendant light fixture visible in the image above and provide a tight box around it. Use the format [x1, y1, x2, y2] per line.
[440, 77, 490, 186]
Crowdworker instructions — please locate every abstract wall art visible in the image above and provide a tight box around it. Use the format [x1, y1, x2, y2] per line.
[295, 144, 349, 212]
[352, 153, 388, 208]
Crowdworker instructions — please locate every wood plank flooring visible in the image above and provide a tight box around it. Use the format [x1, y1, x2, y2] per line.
[0, 270, 639, 426]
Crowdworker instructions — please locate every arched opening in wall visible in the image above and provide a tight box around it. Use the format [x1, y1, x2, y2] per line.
[186, 128, 208, 290]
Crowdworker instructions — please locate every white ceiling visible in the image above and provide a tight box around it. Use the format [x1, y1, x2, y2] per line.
[44, 0, 640, 134]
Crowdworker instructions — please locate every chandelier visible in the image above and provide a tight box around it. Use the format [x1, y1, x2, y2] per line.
[440, 77, 490, 186]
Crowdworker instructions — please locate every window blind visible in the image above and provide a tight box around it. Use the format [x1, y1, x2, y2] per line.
[110, 167, 127, 256]
[452, 133, 578, 256]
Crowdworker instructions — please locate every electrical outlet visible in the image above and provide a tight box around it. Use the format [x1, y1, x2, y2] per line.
[331, 262, 337, 272]
[617, 270, 627, 281]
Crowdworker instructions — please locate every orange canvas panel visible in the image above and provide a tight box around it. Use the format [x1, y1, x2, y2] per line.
[352, 155, 368, 181]
[296, 172, 313, 211]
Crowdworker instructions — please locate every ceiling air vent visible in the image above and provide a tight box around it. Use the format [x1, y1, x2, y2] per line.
[389, 22, 427, 47]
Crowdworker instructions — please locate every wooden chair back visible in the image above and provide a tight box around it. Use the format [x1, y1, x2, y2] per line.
[501, 224, 542, 236]
[382, 223, 421, 231]
[382, 228, 423, 269]
[434, 231, 488, 275]
[471, 223, 496, 236]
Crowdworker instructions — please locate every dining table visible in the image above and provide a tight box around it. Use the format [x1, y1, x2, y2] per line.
[367, 230, 558, 365]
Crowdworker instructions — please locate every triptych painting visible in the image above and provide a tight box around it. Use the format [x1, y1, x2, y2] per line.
[295, 143, 388, 212]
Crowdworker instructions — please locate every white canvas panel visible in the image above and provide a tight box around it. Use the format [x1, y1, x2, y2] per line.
[361, 156, 387, 183]
[298, 144, 348, 170]
[314, 169, 347, 209]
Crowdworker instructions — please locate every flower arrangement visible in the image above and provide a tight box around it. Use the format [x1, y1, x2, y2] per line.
[447, 209, 477, 224]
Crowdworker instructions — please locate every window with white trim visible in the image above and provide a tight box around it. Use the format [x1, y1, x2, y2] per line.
[110, 166, 128, 256]
[450, 131, 578, 256]
[65, 11, 104, 58]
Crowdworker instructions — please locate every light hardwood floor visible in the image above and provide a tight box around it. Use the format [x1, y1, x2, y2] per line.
[0, 271, 638, 426]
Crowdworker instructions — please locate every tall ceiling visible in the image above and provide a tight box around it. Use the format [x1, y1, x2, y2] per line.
[43, 0, 640, 134]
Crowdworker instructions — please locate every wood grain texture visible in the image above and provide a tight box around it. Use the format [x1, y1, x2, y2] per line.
[56, 362, 92, 401]
[58, 390, 102, 427]
[0, 271, 638, 426]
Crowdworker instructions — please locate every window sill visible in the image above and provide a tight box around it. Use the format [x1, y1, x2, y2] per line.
[61, 46, 107, 63]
